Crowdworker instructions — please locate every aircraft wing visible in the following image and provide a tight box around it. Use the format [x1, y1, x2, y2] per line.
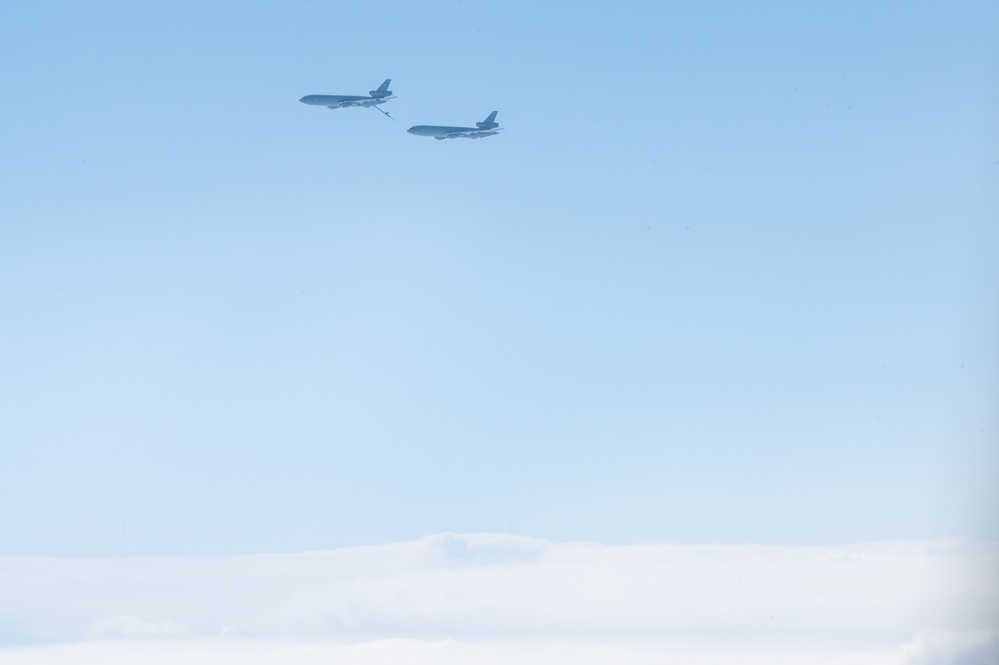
[341, 96, 396, 108]
[444, 129, 501, 139]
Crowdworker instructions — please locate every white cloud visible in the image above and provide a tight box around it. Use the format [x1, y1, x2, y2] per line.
[897, 631, 999, 665]
[85, 615, 188, 640]
[0, 534, 996, 664]
[2, 635, 998, 665]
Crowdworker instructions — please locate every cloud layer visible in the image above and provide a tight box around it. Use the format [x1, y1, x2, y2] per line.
[1, 534, 997, 664]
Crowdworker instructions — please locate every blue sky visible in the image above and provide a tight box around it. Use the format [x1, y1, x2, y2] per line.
[1, 0, 997, 556]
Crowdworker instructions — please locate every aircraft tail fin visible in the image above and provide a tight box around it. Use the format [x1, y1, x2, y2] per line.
[476, 111, 499, 130]
[370, 79, 392, 97]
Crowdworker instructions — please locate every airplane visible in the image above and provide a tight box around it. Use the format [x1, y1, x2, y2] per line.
[299, 80, 395, 117]
[407, 112, 502, 140]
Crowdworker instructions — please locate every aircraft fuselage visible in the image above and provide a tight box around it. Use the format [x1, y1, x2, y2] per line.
[407, 125, 500, 140]
[299, 94, 392, 108]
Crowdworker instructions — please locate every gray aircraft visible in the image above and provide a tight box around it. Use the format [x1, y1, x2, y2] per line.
[407, 112, 502, 140]
[299, 79, 395, 117]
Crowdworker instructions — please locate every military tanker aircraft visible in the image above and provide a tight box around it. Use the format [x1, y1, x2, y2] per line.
[300, 80, 395, 117]
[407, 112, 501, 140]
